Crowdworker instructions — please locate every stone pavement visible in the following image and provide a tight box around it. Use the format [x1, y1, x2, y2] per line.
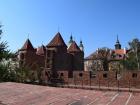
[0, 82, 140, 105]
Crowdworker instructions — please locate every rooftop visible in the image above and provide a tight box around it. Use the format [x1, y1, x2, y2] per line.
[47, 32, 67, 48]
[20, 39, 34, 51]
[68, 41, 81, 52]
[36, 45, 46, 55]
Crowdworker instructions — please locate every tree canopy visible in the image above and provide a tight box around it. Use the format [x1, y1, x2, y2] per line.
[0, 24, 10, 61]
[124, 38, 140, 70]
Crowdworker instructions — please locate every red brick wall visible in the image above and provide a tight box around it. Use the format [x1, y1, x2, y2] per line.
[42, 70, 140, 89]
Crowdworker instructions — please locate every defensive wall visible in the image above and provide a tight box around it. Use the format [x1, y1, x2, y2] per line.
[42, 70, 140, 89]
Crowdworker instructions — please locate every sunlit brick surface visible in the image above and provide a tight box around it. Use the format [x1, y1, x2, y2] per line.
[0, 82, 140, 105]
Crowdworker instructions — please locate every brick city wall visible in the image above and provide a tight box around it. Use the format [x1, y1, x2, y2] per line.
[53, 70, 140, 89]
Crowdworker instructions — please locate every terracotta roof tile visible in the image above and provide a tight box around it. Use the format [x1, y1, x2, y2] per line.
[114, 49, 125, 55]
[36, 45, 46, 55]
[68, 41, 81, 52]
[47, 32, 67, 47]
[20, 39, 34, 51]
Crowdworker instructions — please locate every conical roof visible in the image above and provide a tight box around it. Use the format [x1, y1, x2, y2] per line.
[36, 45, 46, 55]
[115, 35, 121, 49]
[47, 32, 67, 48]
[116, 35, 120, 44]
[68, 41, 81, 52]
[20, 39, 34, 51]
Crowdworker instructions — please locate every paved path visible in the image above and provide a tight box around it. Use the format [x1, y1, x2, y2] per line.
[0, 82, 140, 105]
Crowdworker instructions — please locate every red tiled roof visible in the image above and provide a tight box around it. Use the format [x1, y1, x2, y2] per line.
[36, 45, 46, 55]
[114, 49, 125, 55]
[20, 39, 34, 51]
[47, 32, 67, 47]
[68, 41, 81, 52]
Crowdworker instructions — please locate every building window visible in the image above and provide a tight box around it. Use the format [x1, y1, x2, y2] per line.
[47, 65, 50, 68]
[60, 73, 64, 76]
[47, 50, 50, 57]
[45, 72, 48, 76]
[47, 59, 50, 63]
[46, 59, 51, 68]
[132, 73, 137, 78]
[20, 53, 24, 59]
[48, 71, 50, 74]
[103, 73, 108, 78]
[32, 72, 34, 76]
[119, 55, 122, 57]
[52, 50, 55, 55]
[79, 73, 83, 77]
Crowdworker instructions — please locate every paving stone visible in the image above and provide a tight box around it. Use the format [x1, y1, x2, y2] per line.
[0, 82, 140, 105]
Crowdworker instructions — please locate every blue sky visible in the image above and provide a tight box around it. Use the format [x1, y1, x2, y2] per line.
[0, 0, 140, 57]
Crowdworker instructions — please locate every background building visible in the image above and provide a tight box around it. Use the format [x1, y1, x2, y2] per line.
[85, 36, 129, 72]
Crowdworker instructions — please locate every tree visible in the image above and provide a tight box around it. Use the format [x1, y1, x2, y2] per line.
[0, 25, 9, 61]
[0, 24, 18, 82]
[96, 47, 111, 71]
[122, 38, 140, 70]
[123, 52, 137, 70]
[0, 23, 34, 83]
[128, 38, 140, 70]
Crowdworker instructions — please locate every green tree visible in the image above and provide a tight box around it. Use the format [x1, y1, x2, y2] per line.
[128, 38, 140, 70]
[0, 24, 33, 83]
[0, 24, 18, 82]
[96, 47, 111, 71]
[123, 38, 140, 70]
[0, 25, 9, 61]
[15, 66, 30, 83]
